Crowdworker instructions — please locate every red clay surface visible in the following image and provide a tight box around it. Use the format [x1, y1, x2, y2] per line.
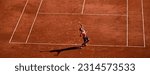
[0, 0, 150, 58]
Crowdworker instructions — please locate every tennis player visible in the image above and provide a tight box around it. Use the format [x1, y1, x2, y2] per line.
[79, 22, 89, 47]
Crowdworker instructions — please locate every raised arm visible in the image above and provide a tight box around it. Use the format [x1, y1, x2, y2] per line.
[78, 22, 83, 28]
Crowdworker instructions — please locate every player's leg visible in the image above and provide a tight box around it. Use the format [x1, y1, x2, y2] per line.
[84, 37, 89, 46]
[81, 37, 86, 47]
[86, 37, 89, 43]
[82, 37, 89, 47]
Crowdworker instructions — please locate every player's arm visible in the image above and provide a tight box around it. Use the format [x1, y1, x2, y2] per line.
[78, 22, 84, 27]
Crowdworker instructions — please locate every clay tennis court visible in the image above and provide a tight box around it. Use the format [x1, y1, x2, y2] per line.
[0, 0, 150, 57]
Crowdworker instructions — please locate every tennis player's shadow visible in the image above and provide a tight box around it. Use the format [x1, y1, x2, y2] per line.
[40, 46, 82, 56]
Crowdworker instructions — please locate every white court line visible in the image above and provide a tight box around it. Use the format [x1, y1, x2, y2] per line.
[141, 0, 146, 47]
[126, 0, 129, 47]
[81, 0, 86, 14]
[9, 0, 29, 43]
[25, 0, 44, 43]
[82, 13, 126, 16]
[39, 12, 127, 16]
[10, 42, 145, 48]
[39, 12, 79, 15]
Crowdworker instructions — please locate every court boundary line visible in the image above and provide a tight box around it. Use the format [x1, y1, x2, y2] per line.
[10, 42, 145, 48]
[25, 0, 44, 43]
[126, 0, 129, 46]
[39, 12, 127, 16]
[141, 0, 146, 47]
[9, 0, 29, 43]
[81, 0, 86, 14]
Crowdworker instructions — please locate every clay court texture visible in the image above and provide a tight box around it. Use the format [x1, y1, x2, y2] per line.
[0, 0, 150, 57]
